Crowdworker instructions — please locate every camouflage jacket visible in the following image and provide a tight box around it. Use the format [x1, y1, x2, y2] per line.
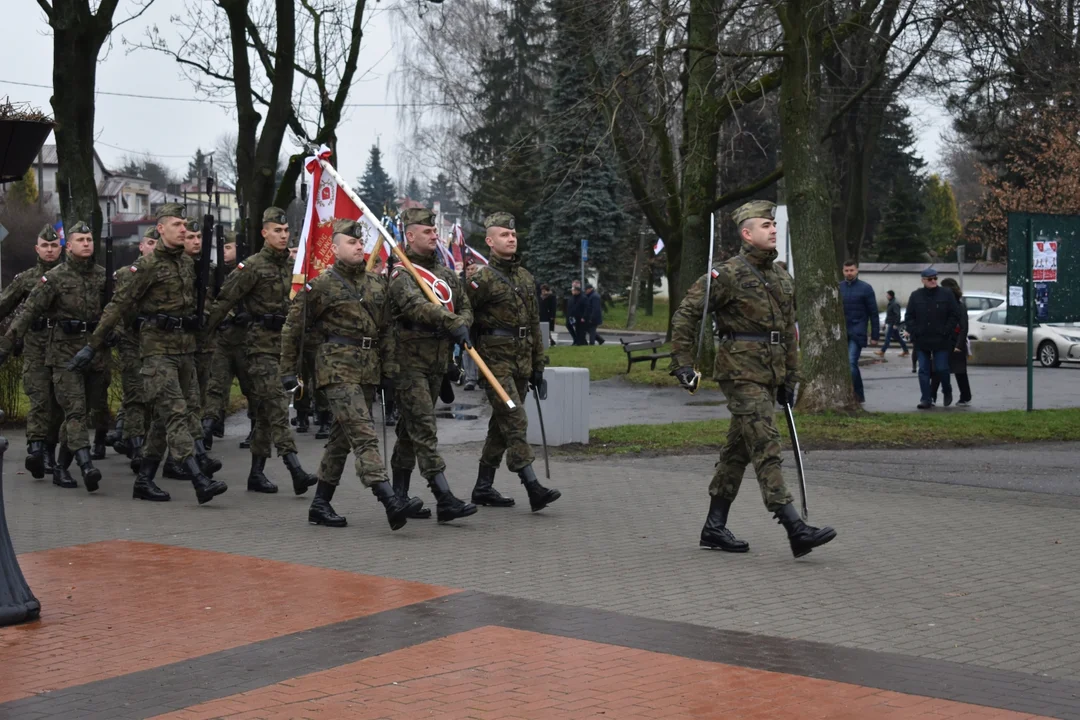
[670, 243, 798, 386]
[5, 254, 109, 370]
[213, 262, 247, 348]
[90, 241, 198, 357]
[465, 254, 543, 378]
[0, 257, 61, 361]
[207, 244, 291, 356]
[281, 260, 396, 388]
[388, 247, 472, 374]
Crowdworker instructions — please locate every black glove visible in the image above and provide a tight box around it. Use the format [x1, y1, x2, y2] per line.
[439, 374, 456, 404]
[67, 345, 95, 372]
[529, 369, 544, 390]
[450, 324, 471, 348]
[105, 331, 121, 348]
[673, 366, 699, 393]
[776, 383, 795, 407]
[380, 375, 395, 393]
[445, 362, 464, 384]
[281, 374, 299, 393]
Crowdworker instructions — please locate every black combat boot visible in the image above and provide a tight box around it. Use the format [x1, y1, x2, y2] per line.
[699, 496, 749, 553]
[247, 455, 279, 493]
[163, 455, 194, 480]
[184, 456, 228, 504]
[213, 418, 225, 439]
[25, 441, 47, 479]
[106, 416, 124, 449]
[427, 473, 478, 523]
[517, 465, 561, 512]
[133, 456, 170, 502]
[308, 481, 347, 527]
[471, 464, 515, 507]
[239, 415, 254, 449]
[194, 439, 222, 477]
[371, 481, 423, 531]
[53, 445, 77, 488]
[128, 436, 144, 474]
[774, 503, 837, 558]
[201, 417, 217, 451]
[295, 412, 310, 433]
[385, 405, 399, 427]
[91, 429, 108, 460]
[282, 452, 317, 495]
[74, 447, 102, 492]
[314, 411, 332, 439]
[392, 468, 431, 519]
[44, 443, 56, 477]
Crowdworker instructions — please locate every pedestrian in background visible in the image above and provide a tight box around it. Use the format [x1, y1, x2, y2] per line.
[539, 284, 557, 342]
[566, 281, 585, 345]
[905, 267, 962, 409]
[931, 278, 973, 406]
[875, 290, 909, 357]
[839, 260, 879, 403]
[584, 284, 605, 345]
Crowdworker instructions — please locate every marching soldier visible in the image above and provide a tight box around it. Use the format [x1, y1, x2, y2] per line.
[286, 238, 328, 434]
[669, 200, 836, 558]
[280, 219, 424, 530]
[67, 204, 227, 505]
[0, 224, 64, 483]
[184, 218, 215, 409]
[387, 208, 478, 523]
[464, 212, 560, 512]
[0, 221, 108, 491]
[205, 207, 317, 495]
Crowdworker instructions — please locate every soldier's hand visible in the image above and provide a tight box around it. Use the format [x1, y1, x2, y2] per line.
[450, 324, 471, 348]
[776, 384, 795, 407]
[380, 375, 395, 393]
[67, 345, 95, 372]
[281, 374, 299, 393]
[673, 366, 700, 393]
[529, 368, 544, 390]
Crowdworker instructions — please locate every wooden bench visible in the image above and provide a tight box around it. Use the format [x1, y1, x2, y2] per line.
[621, 337, 673, 373]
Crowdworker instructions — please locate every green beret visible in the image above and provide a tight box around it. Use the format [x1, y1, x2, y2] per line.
[142, 226, 160, 240]
[184, 217, 201, 232]
[400, 208, 436, 227]
[67, 220, 91, 235]
[38, 224, 59, 242]
[156, 203, 186, 221]
[484, 212, 515, 230]
[223, 230, 237, 244]
[731, 200, 776, 226]
[262, 207, 288, 225]
[332, 218, 365, 238]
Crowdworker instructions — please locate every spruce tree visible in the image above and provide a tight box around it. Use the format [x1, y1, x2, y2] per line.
[404, 177, 423, 202]
[358, 145, 397, 214]
[428, 173, 459, 215]
[874, 179, 928, 262]
[923, 174, 962, 259]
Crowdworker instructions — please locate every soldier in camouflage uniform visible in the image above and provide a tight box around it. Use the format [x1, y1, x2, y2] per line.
[113, 227, 159, 473]
[0, 222, 108, 491]
[0, 224, 64, 482]
[388, 208, 478, 523]
[68, 204, 227, 505]
[464, 212, 560, 512]
[206, 207, 317, 495]
[280, 218, 425, 530]
[286, 239, 327, 434]
[184, 218, 215, 410]
[669, 200, 836, 558]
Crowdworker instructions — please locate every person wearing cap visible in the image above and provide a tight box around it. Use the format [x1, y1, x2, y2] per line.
[387, 207, 479, 523]
[182, 217, 216, 414]
[669, 200, 837, 559]
[0, 220, 110, 493]
[67, 203, 227, 505]
[583, 284, 606, 345]
[205, 206, 318, 496]
[876, 289, 909, 358]
[464, 211, 562, 512]
[0, 224, 65, 484]
[280, 217, 426, 530]
[903, 267, 962, 409]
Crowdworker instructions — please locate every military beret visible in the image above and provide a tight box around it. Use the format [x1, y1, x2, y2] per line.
[67, 220, 91, 235]
[262, 206, 288, 225]
[400, 208, 436, 227]
[184, 217, 201, 232]
[223, 230, 237, 244]
[156, 203, 186, 221]
[38, 224, 59, 242]
[484, 212, 515, 230]
[142, 226, 160, 240]
[920, 267, 939, 278]
[332, 218, 365, 238]
[731, 200, 776, 226]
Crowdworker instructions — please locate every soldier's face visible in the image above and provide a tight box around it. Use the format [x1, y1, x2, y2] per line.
[407, 224, 438, 255]
[158, 217, 187, 248]
[35, 238, 62, 263]
[139, 238, 157, 256]
[486, 226, 517, 259]
[262, 222, 289, 251]
[224, 243, 236, 264]
[465, 263, 479, 278]
[184, 232, 203, 257]
[288, 246, 298, 262]
[68, 232, 95, 259]
[332, 234, 365, 265]
[741, 218, 777, 250]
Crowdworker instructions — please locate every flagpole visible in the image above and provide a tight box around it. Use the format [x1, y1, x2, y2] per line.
[365, 235, 384, 272]
[312, 152, 517, 409]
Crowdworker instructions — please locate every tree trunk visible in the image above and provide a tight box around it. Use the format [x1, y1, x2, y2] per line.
[627, 232, 644, 328]
[778, 0, 859, 413]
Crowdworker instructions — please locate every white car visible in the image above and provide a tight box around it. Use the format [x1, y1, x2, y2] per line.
[879, 291, 1007, 338]
[968, 308, 1080, 367]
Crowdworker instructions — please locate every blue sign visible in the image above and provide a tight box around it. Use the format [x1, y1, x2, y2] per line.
[580, 238, 588, 262]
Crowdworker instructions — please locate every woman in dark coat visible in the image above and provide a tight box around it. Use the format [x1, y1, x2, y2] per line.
[931, 278, 972, 405]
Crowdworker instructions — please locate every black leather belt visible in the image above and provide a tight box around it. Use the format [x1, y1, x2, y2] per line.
[399, 320, 439, 333]
[29, 318, 48, 332]
[483, 327, 528, 339]
[723, 331, 787, 345]
[51, 319, 99, 334]
[327, 334, 373, 349]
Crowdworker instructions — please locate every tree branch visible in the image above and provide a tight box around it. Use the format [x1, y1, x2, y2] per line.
[710, 165, 784, 213]
[112, 0, 157, 32]
[35, 0, 53, 22]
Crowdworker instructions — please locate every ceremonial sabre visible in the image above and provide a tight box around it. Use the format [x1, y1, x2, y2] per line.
[309, 148, 517, 409]
[531, 379, 550, 479]
[782, 401, 809, 520]
[379, 389, 389, 470]
[686, 213, 716, 395]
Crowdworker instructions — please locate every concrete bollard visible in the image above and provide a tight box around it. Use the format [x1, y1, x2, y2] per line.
[526, 367, 590, 446]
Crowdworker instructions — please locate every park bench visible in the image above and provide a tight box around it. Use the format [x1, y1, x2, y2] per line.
[621, 337, 673, 373]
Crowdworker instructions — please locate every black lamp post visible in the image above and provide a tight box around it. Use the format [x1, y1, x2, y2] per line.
[0, 410, 39, 626]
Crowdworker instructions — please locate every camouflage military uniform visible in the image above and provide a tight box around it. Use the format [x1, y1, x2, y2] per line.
[114, 255, 150, 446]
[204, 261, 253, 427]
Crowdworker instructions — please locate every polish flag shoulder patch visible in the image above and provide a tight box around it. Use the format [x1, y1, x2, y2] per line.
[391, 268, 402, 279]
[129, 265, 138, 273]
[710, 268, 720, 279]
[237, 262, 246, 271]
[40, 276, 48, 283]
[304, 283, 312, 292]
[470, 280, 479, 289]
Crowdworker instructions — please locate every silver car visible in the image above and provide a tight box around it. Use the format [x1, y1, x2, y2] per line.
[969, 308, 1080, 367]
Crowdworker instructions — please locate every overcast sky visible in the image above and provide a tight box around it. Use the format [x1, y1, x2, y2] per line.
[3, 1, 952, 194]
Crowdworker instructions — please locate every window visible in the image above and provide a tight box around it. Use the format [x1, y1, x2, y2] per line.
[964, 297, 984, 312]
[985, 309, 1006, 325]
[986, 298, 1004, 308]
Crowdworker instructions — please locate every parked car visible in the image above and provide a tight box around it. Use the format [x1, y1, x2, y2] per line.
[968, 308, 1080, 367]
[878, 291, 1007, 340]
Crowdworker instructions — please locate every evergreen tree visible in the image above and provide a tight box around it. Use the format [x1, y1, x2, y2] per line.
[186, 149, 210, 183]
[864, 103, 927, 251]
[358, 145, 397, 214]
[528, 0, 627, 292]
[6, 168, 39, 206]
[428, 173, 459, 215]
[923, 174, 962, 259]
[118, 157, 177, 189]
[874, 179, 928, 262]
[404, 177, 423, 202]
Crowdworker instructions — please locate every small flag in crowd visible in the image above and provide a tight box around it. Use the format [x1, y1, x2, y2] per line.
[653, 238, 664, 255]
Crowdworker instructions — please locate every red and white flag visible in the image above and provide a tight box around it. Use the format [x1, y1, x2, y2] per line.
[292, 145, 389, 296]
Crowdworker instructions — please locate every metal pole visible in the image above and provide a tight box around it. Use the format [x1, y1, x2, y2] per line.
[957, 245, 965, 292]
[580, 239, 586, 289]
[0, 413, 40, 626]
[1026, 218, 1034, 412]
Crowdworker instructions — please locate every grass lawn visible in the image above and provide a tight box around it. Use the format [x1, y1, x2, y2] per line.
[571, 407, 1080, 455]
[546, 343, 681, 387]
[599, 299, 669, 334]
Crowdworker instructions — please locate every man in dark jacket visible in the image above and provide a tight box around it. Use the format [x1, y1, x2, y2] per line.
[838, 261, 879, 403]
[539, 284, 557, 340]
[584, 284, 605, 345]
[875, 290, 909, 356]
[566, 282, 585, 345]
[904, 268, 963, 409]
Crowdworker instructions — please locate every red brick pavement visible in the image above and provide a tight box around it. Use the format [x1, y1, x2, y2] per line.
[0, 541, 456, 703]
[151, 626, 1051, 720]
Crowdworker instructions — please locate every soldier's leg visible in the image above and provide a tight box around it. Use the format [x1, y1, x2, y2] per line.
[390, 372, 419, 473]
[22, 356, 53, 477]
[503, 374, 558, 511]
[205, 339, 234, 423]
[89, 354, 111, 459]
[52, 366, 102, 491]
[120, 345, 147, 440]
[387, 371, 435, 518]
[246, 353, 314, 494]
[700, 381, 756, 552]
[179, 355, 221, 477]
[196, 351, 213, 416]
[133, 406, 171, 502]
[471, 369, 516, 506]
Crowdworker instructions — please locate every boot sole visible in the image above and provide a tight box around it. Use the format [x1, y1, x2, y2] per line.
[248, 485, 280, 494]
[792, 528, 838, 558]
[83, 471, 101, 493]
[197, 483, 228, 505]
[437, 504, 479, 523]
[409, 508, 433, 519]
[700, 541, 750, 553]
[25, 456, 46, 479]
[472, 496, 516, 507]
[133, 491, 171, 502]
[529, 489, 562, 512]
[292, 477, 318, 496]
[53, 480, 78, 489]
[309, 515, 347, 527]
